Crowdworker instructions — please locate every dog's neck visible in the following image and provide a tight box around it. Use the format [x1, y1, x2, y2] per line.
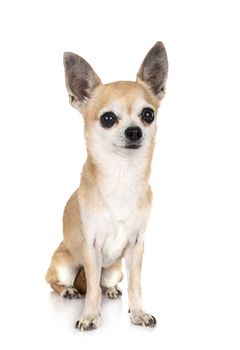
[86, 142, 154, 184]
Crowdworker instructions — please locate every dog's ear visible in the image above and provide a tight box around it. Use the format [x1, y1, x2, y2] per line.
[63, 52, 101, 108]
[137, 42, 168, 100]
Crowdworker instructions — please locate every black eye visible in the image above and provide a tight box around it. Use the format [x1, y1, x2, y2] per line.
[141, 108, 154, 124]
[100, 112, 117, 128]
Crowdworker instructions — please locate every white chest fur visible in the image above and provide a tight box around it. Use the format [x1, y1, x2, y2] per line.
[91, 155, 148, 267]
[99, 157, 145, 221]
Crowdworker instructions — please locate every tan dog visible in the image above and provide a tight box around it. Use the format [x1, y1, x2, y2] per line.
[45, 42, 168, 331]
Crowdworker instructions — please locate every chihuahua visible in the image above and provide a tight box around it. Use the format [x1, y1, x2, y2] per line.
[45, 42, 168, 331]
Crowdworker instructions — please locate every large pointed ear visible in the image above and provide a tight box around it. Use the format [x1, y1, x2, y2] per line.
[63, 52, 101, 108]
[137, 42, 168, 100]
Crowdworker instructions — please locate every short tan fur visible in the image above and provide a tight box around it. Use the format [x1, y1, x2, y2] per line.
[46, 42, 168, 331]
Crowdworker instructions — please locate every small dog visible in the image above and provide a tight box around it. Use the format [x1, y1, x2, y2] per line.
[46, 42, 168, 331]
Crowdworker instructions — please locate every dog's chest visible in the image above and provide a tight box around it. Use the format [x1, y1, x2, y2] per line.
[99, 160, 143, 221]
[101, 221, 130, 267]
[96, 161, 145, 266]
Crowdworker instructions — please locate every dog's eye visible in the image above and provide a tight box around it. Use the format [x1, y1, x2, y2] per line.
[100, 112, 117, 128]
[141, 108, 154, 124]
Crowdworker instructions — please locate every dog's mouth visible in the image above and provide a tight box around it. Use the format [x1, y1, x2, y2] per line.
[124, 144, 141, 149]
[113, 142, 142, 150]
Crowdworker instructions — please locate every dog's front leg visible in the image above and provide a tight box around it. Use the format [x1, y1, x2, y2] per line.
[75, 241, 102, 331]
[125, 238, 157, 327]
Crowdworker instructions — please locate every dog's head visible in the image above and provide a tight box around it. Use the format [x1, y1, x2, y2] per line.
[63, 42, 168, 157]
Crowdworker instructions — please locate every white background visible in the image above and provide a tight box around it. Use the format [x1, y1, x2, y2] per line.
[0, 0, 239, 349]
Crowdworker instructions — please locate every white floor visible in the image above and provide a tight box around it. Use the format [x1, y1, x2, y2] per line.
[1, 266, 167, 349]
[1, 228, 239, 350]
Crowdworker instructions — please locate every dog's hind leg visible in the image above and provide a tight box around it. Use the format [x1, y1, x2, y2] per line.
[101, 261, 123, 299]
[45, 241, 81, 299]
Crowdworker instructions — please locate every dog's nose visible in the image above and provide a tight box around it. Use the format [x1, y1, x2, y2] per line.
[125, 127, 142, 141]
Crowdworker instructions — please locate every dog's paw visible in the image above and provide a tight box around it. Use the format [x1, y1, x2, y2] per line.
[61, 287, 81, 299]
[75, 313, 101, 331]
[105, 286, 122, 299]
[129, 310, 157, 328]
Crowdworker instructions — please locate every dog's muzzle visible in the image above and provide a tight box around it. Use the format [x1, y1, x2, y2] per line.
[124, 127, 142, 149]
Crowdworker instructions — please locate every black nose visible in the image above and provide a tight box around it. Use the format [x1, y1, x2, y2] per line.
[125, 127, 142, 141]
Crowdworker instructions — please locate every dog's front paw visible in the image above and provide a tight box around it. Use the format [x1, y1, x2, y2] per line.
[105, 286, 122, 299]
[129, 309, 157, 328]
[61, 287, 81, 299]
[75, 313, 101, 331]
